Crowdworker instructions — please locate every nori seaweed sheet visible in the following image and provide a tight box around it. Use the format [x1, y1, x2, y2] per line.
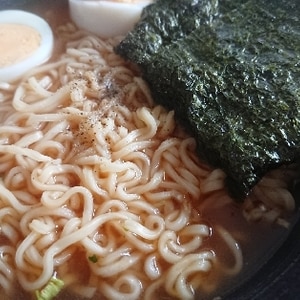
[115, 0, 300, 199]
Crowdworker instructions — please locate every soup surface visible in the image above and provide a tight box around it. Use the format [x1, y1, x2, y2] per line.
[0, 2, 299, 300]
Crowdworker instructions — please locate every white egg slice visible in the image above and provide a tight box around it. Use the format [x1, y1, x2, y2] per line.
[69, 0, 153, 38]
[0, 10, 54, 83]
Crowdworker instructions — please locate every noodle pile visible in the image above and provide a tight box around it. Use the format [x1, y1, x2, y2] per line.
[0, 22, 297, 300]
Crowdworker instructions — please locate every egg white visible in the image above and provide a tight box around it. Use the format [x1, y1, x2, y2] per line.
[0, 10, 54, 83]
[69, 0, 153, 38]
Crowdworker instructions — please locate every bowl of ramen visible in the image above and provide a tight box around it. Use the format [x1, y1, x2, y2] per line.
[0, 0, 299, 299]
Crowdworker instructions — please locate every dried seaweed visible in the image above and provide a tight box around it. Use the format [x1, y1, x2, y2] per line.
[115, 0, 300, 199]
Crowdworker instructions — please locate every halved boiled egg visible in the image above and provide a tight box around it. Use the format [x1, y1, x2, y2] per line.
[69, 0, 153, 38]
[0, 10, 54, 83]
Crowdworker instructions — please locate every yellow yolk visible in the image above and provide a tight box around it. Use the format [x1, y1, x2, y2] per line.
[0, 23, 41, 68]
[0, 10, 54, 83]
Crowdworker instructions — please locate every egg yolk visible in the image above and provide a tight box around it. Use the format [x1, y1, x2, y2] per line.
[0, 23, 41, 68]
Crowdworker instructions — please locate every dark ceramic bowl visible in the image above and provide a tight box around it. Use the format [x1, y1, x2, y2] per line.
[224, 214, 300, 300]
[1, 0, 300, 299]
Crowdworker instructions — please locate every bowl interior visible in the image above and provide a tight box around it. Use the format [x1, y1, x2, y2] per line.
[1, 0, 300, 299]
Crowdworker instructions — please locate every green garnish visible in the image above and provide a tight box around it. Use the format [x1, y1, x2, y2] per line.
[35, 276, 64, 300]
[88, 254, 98, 263]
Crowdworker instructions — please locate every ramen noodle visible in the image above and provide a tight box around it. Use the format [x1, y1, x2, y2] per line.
[0, 19, 298, 300]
